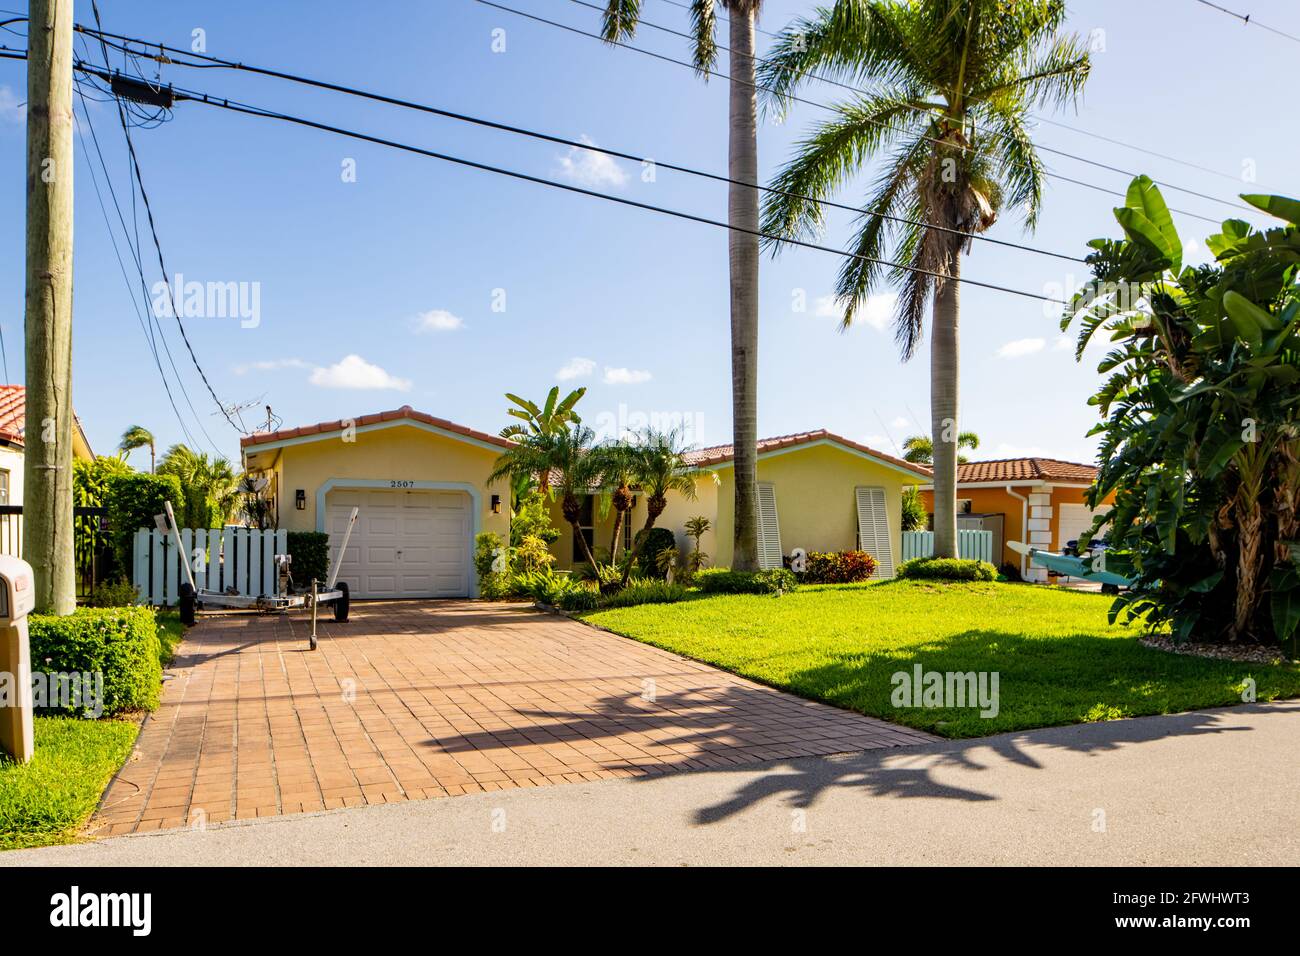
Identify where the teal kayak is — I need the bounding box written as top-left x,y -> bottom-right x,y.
1007,541 -> 1132,587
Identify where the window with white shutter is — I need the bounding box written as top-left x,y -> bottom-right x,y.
757,482 -> 783,569
855,486 -> 895,578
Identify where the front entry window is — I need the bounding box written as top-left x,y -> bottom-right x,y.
573,495 -> 595,560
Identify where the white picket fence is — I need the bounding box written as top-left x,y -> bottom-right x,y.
132,526 -> 287,607
901,529 -> 994,565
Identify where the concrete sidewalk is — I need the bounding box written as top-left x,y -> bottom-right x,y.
7,701 -> 1297,866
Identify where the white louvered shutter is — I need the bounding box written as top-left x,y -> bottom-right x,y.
855,486 -> 894,578
757,483 -> 783,569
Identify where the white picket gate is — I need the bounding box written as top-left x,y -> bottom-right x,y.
901,529 -> 994,564
132,526 -> 288,606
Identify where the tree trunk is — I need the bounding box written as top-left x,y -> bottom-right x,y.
608,509 -> 624,561
930,250 -> 961,560
621,495 -> 666,586
727,5 -> 761,572
23,0 -> 76,614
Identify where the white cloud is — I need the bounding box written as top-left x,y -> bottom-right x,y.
233,358 -> 309,375
556,356 -> 596,381
556,135 -> 628,188
309,354 -> 411,391
812,292 -> 894,331
603,366 -> 652,385
0,85 -> 23,123
996,337 -> 1046,359
890,416 -> 910,429
413,309 -> 464,332
1053,335 -> 1075,352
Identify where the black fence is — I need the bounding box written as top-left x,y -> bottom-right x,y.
0,505 -> 112,597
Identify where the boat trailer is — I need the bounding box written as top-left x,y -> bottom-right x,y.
159,501 -> 359,650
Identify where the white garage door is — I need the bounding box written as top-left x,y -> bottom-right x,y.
326,489 -> 471,598
1058,503 -> 1106,550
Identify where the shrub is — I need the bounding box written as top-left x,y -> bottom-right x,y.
901,485 -> 928,532
514,533 -> 555,573
803,550 -> 878,584
474,531 -> 511,599
104,472 -> 183,573
634,527 -> 677,579
510,491 -> 559,547
28,607 -> 163,716
511,569 -> 588,607
897,557 -> 997,582
598,580 -> 687,609
696,567 -> 799,595
557,587 -> 598,612
84,578 -> 140,608
286,531 -> 330,586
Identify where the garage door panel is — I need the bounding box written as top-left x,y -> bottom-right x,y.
326,488 -> 470,599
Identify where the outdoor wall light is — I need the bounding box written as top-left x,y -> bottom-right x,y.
491,494 -> 501,515
295,489 -> 306,510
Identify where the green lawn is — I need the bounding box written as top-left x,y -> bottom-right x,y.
0,716 -> 140,851
585,580 -> 1300,737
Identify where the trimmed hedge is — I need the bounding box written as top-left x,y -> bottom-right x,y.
286,531 -> 330,586
104,472 -> 183,573
696,567 -> 799,594
28,607 -> 162,716
897,557 -> 998,582
803,550 -> 878,584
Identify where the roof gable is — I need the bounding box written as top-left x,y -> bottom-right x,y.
685,430 -> 931,479
240,405 -> 513,453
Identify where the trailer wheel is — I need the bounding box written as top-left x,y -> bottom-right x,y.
179,583 -> 197,626
333,582 -> 350,622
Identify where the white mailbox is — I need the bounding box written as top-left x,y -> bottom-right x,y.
0,554 -> 35,764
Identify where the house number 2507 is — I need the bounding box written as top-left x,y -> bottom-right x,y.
390,480 -> 415,488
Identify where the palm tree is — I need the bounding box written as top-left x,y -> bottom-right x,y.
489,425 -> 605,569
118,424 -> 156,472
902,431 -> 980,465
757,0 -> 1088,557
600,0 -> 763,572
157,444 -> 242,527
594,441 -> 639,561
499,387 -> 586,495
621,429 -> 715,585
500,386 -> 586,440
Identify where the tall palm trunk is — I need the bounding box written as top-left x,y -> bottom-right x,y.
562,492 -> 598,569
621,493 -> 668,586
931,250 -> 961,559
728,3 -> 761,572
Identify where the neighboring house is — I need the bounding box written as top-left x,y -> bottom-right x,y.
240,406 -> 512,599
0,384 -> 95,507
918,458 -> 1114,582
548,429 -> 931,577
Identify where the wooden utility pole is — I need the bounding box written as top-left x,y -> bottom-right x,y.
23,0 -> 75,614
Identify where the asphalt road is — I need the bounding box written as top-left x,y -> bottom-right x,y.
6,702 -> 1296,866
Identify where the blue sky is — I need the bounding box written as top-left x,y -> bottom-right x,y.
0,0 -> 1295,467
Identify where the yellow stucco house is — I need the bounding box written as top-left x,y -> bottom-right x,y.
241,406 -> 512,599
242,407 -> 929,598
548,429 -> 931,578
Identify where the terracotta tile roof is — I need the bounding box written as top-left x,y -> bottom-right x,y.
239,405 -> 514,451
0,385 -> 24,445
955,457 -> 1098,483
0,384 -> 93,455
684,429 -> 931,478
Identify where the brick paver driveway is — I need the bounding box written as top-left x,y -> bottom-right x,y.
92,601 -> 933,835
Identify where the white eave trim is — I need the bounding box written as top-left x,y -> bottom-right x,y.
241,417 -> 507,456
704,438 -> 930,481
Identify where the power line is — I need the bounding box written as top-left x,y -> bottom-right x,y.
572,0 -> 1268,214
88,0 -> 242,437
75,24 -> 1085,264
653,0 -> 1270,185
73,74 -> 206,452
466,0 -> 1246,225
68,63 -> 1069,308
1192,0 -> 1300,44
